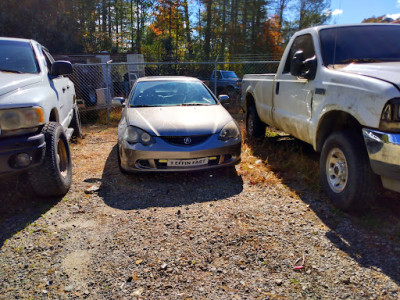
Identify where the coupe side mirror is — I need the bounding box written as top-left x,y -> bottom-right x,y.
112,97 -> 125,107
218,94 -> 230,104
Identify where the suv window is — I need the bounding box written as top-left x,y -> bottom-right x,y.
283,34 -> 315,73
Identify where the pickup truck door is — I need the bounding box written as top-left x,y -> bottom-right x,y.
42,48 -> 73,129
272,34 -> 316,144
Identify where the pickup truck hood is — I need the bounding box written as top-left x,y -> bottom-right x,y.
0,73 -> 42,97
125,105 -> 233,136
340,62 -> 400,90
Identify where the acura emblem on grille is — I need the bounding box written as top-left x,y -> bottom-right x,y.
183,137 -> 192,144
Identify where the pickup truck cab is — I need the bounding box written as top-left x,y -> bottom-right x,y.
0,37 -> 81,197
241,24 -> 400,211
209,70 -> 241,94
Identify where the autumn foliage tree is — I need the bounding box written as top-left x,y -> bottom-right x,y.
0,0 -> 330,60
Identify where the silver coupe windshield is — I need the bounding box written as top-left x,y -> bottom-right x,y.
130,80 -> 217,107
319,25 -> 400,66
0,40 -> 39,74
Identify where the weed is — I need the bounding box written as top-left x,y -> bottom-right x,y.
290,278 -> 300,284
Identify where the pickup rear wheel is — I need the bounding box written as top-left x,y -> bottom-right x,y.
246,106 -> 266,138
71,105 -> 82,138
29,122 -> 72,197
320,131 -> 376,212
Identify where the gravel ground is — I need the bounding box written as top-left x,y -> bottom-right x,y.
1,124 -> 400,299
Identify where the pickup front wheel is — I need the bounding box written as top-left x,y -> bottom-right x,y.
29,122 -> 72,197
320,131 -> 376,212
246,106 -> 266,138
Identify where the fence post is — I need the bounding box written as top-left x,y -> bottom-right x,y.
214,55 -> 219,95
106,60 -> 112,126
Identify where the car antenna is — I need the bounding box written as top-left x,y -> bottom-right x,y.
332,0 -> 342,68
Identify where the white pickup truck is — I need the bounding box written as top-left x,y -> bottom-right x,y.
241,24 -> 400,211
0,37 -> 81,197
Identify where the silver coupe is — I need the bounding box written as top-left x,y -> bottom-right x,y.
115,76 -> 241,172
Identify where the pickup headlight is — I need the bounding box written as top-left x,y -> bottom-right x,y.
219,120 -> 240,141
124,126 -> 155,145
0,107 -> 45,134
380,98 -> 400,132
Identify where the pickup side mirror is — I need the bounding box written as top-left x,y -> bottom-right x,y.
290,51 -> 317,80
290,51 -> 305,77
51,61 -> 73,76
218,94 -> 230,104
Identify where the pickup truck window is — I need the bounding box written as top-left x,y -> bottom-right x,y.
0,40 -> 39,74
283,34 -> 315,73
42,48 -> 55,73
320,25 -> 400,66
221,71 -> 238,79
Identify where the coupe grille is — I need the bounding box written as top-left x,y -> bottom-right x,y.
161,134 -> 211,146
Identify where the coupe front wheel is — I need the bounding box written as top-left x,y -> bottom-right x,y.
320,131 -> 376,212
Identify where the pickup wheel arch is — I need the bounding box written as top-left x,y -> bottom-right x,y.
316,111 -> 362,153
49,108 -> 59,123
245,92 -> 256,113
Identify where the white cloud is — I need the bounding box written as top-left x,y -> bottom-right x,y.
331,9 -> 344,16
397,0 -> 400,8
386,13 -> 400,20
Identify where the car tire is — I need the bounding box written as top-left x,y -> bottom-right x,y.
71,105 -> 82,138
320,131 -> 376,212
246,105 -> 265,138
29,122 -> 72,197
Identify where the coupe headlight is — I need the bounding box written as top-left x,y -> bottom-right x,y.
0,107 -> 45,131
124,126 -> 155,145
219,120 -> 240,141
380,98 -> 400,132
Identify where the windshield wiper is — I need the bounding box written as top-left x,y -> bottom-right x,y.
179,103 -> 211,106
0,68 -> 23,74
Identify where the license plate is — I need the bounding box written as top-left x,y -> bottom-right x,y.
167,157 -> 209,167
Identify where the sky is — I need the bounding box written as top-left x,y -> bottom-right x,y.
329,0 -> 400,24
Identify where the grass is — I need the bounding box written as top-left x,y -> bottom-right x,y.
237,119 -> 320,195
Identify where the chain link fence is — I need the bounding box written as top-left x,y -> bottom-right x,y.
68,61 -> 280,125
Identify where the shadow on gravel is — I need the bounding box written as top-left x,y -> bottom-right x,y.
98,145 -> 244,210
0,174 -> 62,248
247,134 -> 400,286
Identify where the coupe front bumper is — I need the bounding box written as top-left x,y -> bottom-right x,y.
119,134 -> 241,172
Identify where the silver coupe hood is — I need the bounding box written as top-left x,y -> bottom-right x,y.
340,62 -> 400,89
125,105 -> 234,136
0,73 -> 42,97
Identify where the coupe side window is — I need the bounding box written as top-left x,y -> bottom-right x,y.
283,34 -> 315,73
